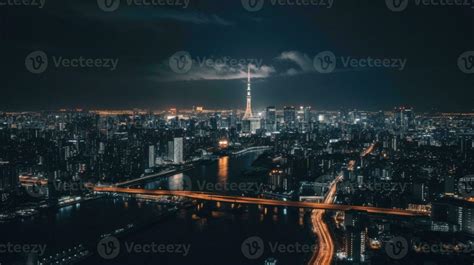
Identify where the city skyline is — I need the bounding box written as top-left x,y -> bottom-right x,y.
1,1 -> 474,265
1,106 -> 473,265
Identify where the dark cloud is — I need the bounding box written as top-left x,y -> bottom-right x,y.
1,0 -> 473,111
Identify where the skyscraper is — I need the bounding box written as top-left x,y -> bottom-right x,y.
394,106 -> 414,130
148,145 -> 155,168
168,140 -> 174,161
284,106 -> 296,128
266,106 -> 277,132
304,106 -> 312,123
0,161 -> 16,191
173,137 -> 184,164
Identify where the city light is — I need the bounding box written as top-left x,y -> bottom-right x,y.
2,2 -> 474,265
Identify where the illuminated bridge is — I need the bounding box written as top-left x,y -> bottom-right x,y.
93,187 -> 428,217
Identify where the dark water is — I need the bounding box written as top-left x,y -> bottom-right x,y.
0,152 -> 317,265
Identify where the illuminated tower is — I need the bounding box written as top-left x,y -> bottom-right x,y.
243,65 -> 253,120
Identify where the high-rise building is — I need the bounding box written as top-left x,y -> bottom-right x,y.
168,140 -> 174,161
148,145 -> 155,168
345,229 -> 364,262
432,197 -> 474,235
343,212 -> 366,262
0,161 -> 16,191
394,106 -> 414,130
459,133 -> 474,153
411,183 -> 428,203
209,115 -> 218,130
391,136 -> 398,151
242,119 -> 251,134
173,137 -> 184,164
283,106 -> 296,128
304,106 -> 312,123
266,106 -> 276,132
228,111 -> 237,128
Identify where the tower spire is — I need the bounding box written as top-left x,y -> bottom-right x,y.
243,65 -> 253,119
248,65 -> 250,83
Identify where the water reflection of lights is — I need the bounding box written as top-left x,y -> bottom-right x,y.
168,173 -> 186,191
217,156 -> 229,184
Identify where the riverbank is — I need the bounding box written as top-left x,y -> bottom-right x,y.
1,151 -> 315,265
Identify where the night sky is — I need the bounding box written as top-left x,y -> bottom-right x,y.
1,0 -> 473,111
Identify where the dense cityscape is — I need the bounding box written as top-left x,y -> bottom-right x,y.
1,73 -> 474,264
3,1 -> 474,265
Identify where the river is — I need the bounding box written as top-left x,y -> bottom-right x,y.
0,152 -> 318,265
